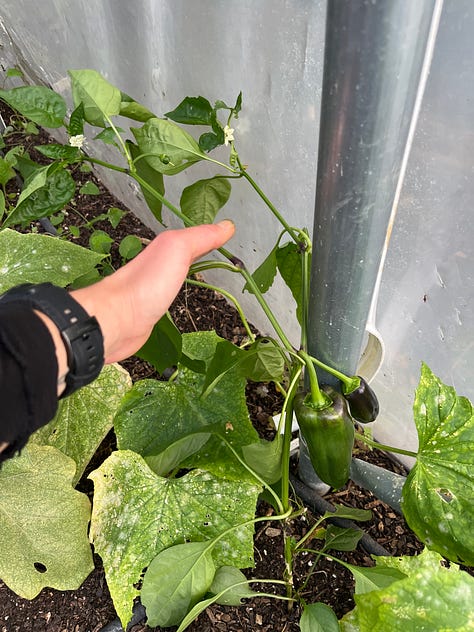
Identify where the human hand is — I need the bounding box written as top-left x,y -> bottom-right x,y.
71,220 -> 235,364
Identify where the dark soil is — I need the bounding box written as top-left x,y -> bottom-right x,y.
0,101 -> 425,632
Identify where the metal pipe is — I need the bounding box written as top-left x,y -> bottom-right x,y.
307,0 -> 440,381
300,0 -> 442,487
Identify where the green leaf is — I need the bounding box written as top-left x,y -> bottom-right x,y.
24,121 -> 39,135
165,96 -> 213,125
328,505 -> 373,522
69,69 -> 122,127
80,180 -> 101,195
244,245 -> 279,294
324,525 -> 364,552
4,166 -> 75,227
0,445 -> 93,599
276,242 -> 303,325
0,156 -> 15,186
15,163 -> 55,206
348,563 -> 407,595
31,364 -> 131,484
131,117 -> 205,175
199,131 -> 223,152
93,127 -> 122,145
0,190 -> 5,219
115,331 -> 259,481
107,206 -> 125,228
340,549 -> 474,631
0,229 -> 104,292
119,92 -> 155,122
180,176 -> 231,224
89,450 -> 259,628
201,338 -> 284,398
136,312 -> 183,374
242,434 -> 283,485
35,143 -> 81,162
68,102 -> 85,136
300,603 -> 339,632
142,540 -> 216,627
89,229 -> 114,254
145,432 -> 211,476
401,363 -> 474,565
127,140 -> 164,223
0,85 -> 66,128
239,337 -> 285,382
210,566 -> 255,605
118,234 -> 142,260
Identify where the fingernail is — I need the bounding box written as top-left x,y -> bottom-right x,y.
217,219 -> 235,228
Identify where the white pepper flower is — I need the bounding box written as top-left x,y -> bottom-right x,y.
69,134 -> 86,148
224,125 -> 235,146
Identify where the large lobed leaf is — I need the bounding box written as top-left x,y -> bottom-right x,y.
0,229 -> 104,292
89,450 -> 260,628
340,549 -> 474,631
0,445 -> 93,599
402,363 -> 474,565
114,331 -> 259,481
31,364 -> 131,485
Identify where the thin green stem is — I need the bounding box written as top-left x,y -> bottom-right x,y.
185,278 -> 255,342
105,114 -> 132,164
355,432 -> 418,459
84,156 -> 129,174
308,353 -> 358,392
293,515 -> 327,551
237,158 -> 299,243
218,434 -> 285,514
279,367 -> 303,512
189,260 -> 241,275
300,231 -> 312,352
239,266 -> 295,352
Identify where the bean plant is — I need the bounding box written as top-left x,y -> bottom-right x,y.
0,69 -> 473,631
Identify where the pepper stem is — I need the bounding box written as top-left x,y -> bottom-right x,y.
299,350 -> 329,409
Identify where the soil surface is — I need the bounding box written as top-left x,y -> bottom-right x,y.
0,101 -> 425,632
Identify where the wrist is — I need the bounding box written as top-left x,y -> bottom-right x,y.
33,310 -> 69,396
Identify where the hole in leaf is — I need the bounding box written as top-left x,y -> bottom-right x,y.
437,488 -> 454,503
34,562 -> 47,573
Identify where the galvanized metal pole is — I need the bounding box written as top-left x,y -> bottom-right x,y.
301,0 -> 442,488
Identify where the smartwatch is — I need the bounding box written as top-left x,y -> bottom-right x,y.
0,283 -> 104,397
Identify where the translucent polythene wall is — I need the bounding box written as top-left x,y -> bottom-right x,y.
0,1 -> 472,459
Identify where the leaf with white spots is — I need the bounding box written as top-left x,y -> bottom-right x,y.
340,549 -> 474,631
114,331 -> 259,481
89,450 -> 259,629
402,363 -> 474,565
31,364 -> 131,484
0,229 -> 104,292
0,445 -> 93,599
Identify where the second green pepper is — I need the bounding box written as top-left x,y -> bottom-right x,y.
294,385 -> 355,489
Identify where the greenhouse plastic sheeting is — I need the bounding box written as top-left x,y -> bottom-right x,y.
0,0 -> 472,457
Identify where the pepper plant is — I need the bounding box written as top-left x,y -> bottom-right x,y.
0,69 -> 473,631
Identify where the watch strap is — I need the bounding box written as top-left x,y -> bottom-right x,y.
0,283 -> 104,397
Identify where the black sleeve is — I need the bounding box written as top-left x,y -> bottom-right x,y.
0,303 -> 58,463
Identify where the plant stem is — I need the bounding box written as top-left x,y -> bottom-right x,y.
355,431 -> 418,458
239,265 -> 295,353
185,277 -> 255,342
300,230 -> 312,352
218,434 -> 285,514
84,156 -> 129,174
308,353 -> 358,392
237,158 -> 299,243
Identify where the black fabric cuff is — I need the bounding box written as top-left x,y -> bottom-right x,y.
0,303 -> 58,462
